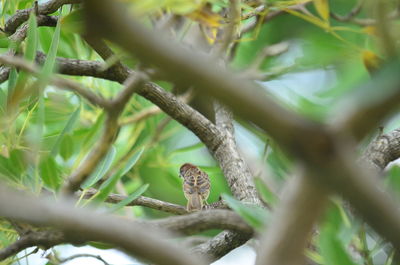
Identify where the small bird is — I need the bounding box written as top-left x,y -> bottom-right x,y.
179,163 -> 211,212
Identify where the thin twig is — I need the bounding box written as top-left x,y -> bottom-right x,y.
4,0 -> 81,34
61,115 -> 119,195
56,253 -> 110,265
0,54 -> 110,108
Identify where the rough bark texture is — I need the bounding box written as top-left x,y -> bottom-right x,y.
214,102 -> 262,204
361,129 -> 400,171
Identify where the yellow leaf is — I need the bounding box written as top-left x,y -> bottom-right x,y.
363,26 -> 378,36
200,24 -> 218,44
284,8 -> 329,30
362,50 -> 383,75
166,0 -> 204,15
313,0 -> 330,22
187,6 -> 223,27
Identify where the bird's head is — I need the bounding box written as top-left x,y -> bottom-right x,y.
179,163 -> 196,178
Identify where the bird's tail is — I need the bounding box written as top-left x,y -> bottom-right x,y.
187,193 -> 203,212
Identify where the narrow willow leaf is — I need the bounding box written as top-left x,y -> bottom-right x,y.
319,225 -> 358,265
51,106 -> 80,156
39,156 -> 61,190
172,142 -> 204,154
91,148 -> 144,203
88,241 -> 114,250
222,194 -> 269,231
1,0 -> 10,18
0,89 -> 6,114
8,149 -> 26,176
59,134 -> 75,161
24,13 -> 38,61
313,0 -> 330,22
81,146 -> 117,189
108,184 -> 149,213
0,156 -> 17,181
92,169 -> 123,203
6,68 -> 17,104
254,177 -> 278,205
41,15 -> 61,80
120,147 -> 145,176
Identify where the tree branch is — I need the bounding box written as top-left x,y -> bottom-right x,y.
256,171 -> 328,265
144,209 -> 253,236
4,0 -> 81,35
55,253 -> 111,265
361,128 -> 400,172
0,230 -> 67,261
78,189 -> 188,215
0,185 -> 206,265
0,187 -> 250,262
0,54 -> 110,108
335,63 -> 400,141
61,115 -> 119,194
9,15 -> 58,43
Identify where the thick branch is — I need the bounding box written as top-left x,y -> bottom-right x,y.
4,0 -> 81,35
0,185 -> 206,265
335,62 -> 400,141
0,188 -> 249,262
191,230 -> 252,260
83,0 -> 322,160
145,209 -> 253,236
0,230 -> 66,260
62,115 -> 118,194
9,15 -> 58,43
256,172 -> 327,265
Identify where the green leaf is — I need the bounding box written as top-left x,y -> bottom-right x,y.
7,67 -> 17,104
254,177 -> 278,205
0,89 -> 6,114
24,13 -> 38,61
82,113 -> 105,150
88,241 -> 114,250
108,184 -> 149,213
8,149 -> 26,176
385,165 -> 400,199
0,155 -> 18,181
120,147 -> 145,176
81,146 -> 117,189
1,0 -> 10,18
90,148 -> 144,203
318,203 -> 358,265
92,169 -> 123,203
39,156 -> 61,190
319,225 -> 358,265
40,16 -> 61,80
171,142 -> 204,154
51,105 -> 80,156
222,194 -> 269,231
59,134 -> 75,161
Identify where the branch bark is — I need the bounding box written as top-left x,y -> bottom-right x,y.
0,185 -> 206,265
255,171 -> 327,265
0,230 -> 66,260
4,0 -> 81,35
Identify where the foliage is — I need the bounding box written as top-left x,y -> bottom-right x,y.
0,0 -> 399,264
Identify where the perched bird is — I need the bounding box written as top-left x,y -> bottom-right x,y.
179,163 -> 211,212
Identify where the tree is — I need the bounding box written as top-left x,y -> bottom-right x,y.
0,0 -> 400,264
